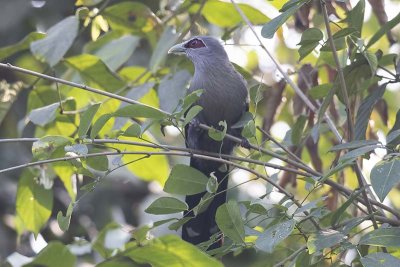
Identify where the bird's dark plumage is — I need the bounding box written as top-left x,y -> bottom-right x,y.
168,36 -> 248,249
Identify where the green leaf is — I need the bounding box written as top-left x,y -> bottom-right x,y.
180,90 -> 204,114
261,0 -> 307,38
90,113 -> 113,139
309,83 -> 332,99
168,217 -> 193,231
150,26 -> 180,73
78,103 -> 101,138
145,197 -> 188,215
16,170 -> 53,235
28,102 -> 60,126
345,0 -> 365,37
297,28 -> 323,61
330,140 -> 380,151
371,159 -> 400,202
332,27 -> 358,39
339,144 -> 380,162
291,115 -> 307,145
114,104 -> 166,119
126,235 -> 223,267
158,70 -> 191,113
184,106 -> 203,127
94,35 -> 140,71
363,51 -> 378,75
255,219 -> 295,253
215,200 -> 245,244
122,123 -> 141,137
85,149 -> 109,172
65,54 -> 125,92
307,230 -> 346,254
27,242 -> 76,267
367,12 -> 400,48
57,202 -> 75,232
360,252 -> 400,267
114,134 -> 169,185
30,16 -> 79,66
206,173 -> 218,194
191,0 -> 269,28
32,135 -> 72,160
164,164 -> 208,195
331,188 -> 365,226
241,120 -> 256,139
103,2 -> 160,35
0,32 -> 45,61
232,112 -> 253,129
354,84 -> 386,140
208,121 -> 227,141
317,85 -> 336,125
359,227 -> 400,247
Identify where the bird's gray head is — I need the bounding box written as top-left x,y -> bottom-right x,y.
168,36 -> 229,65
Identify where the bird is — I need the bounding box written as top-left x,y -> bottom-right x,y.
168,36 -> 249,249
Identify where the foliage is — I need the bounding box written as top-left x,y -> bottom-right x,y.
0,0 -> 400,266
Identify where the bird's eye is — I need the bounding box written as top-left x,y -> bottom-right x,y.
184,38 -> 206,49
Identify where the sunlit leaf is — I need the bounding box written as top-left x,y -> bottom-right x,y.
126,235 -> 223,267
190,0 -> 269,28
65,54 -> 125,92
57,202 -> 75,232
16,170 -> 53,235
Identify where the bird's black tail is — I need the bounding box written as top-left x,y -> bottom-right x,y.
182,158 -> 229,250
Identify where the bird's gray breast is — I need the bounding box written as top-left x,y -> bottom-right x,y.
189,67 -> 247,127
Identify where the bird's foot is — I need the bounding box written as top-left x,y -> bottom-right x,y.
189,118 -> 202,132
240,138 -> 251,150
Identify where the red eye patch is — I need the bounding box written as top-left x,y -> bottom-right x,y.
184,38 -> 206,49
